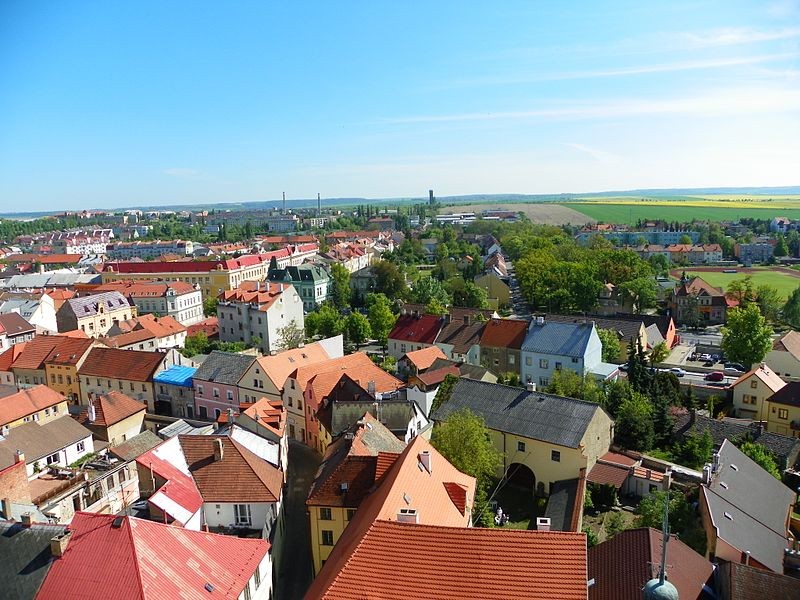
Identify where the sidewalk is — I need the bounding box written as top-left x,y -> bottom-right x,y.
665,343 -> 693,366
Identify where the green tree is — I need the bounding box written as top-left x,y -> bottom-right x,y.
649,341 -> 670,365
275,319 -> 305,351
430,374 -> 459,414
597,329 -> 622,363
425,298 -> 448,316
545,369 -> 603,404
615,392 -> 654,451
618,277 -> 658,313
181,332 -> 211,358
345,312 -> 372,346
372,260 -> 406,299
583,526 -> 599,548
431,408 -> 502,519
316,304 -> 345,338
330,263 -> 352,310
366,293 -> 397,347
755,284 -> 781,322
412,276 -> 451,306
726,276 -> 757,305
636,490 -> 693,537
674,429 -> 713,469
738,441 -> 782,479
626,339 -> 652,395
721,303 -> 774,368
203,296 -> 219,317
775,235 -> 789,257
784,285 -> 800,328
679,234 -> 693,245
446,278 -> 489,309
605,512 -> 630,539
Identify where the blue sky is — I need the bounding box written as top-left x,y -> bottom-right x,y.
1,1 -> 799,211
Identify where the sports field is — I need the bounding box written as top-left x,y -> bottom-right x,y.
674,267 -> 800,301
565,201 -> 800,224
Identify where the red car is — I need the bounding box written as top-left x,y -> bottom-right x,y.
704,371 -> 724,382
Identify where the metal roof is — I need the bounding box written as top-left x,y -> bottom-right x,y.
153,365 -> 197,387
192,350 -> 255,386
521,321 -> 594,358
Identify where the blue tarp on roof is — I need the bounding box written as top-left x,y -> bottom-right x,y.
153,365 -> 196,387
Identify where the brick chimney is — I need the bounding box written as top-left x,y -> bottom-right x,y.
14,450 -> 24,464
419,450 -> 432,474
213,439 -> 224,461
50,531 -> 73,557
1,497 -> 11,518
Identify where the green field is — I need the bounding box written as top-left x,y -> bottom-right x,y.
565,203 -> 800,224
681,268 -> 800,301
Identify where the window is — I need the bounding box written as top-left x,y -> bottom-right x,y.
254,565 -> 261,589
750,380 -> 758,389
50,374 -> 56,384
106,474 -> 115,490
555,362 -> 562,371
572,357 -> 579,363
539,377 -> 549,387
508,355 -> 515,365
298,399 -> 303,411
551,450 -> 561,462
525,356 -> 532,366
234,504 -> 252,527
346,509 -> 357,521
320,507 -> 332,520
517,441 -> 526,452
742,395 -> 757,405
214,408 -> 221,419
227,390 -> 233,401
197,385 -> 204,396
213,388 -> 220,398
539,359 -> 548,369
77,441 -> 85,452
243,582 -> 251,600
321,530 -> 334,546
46,452 -> 60,465
779,408 -> 789,420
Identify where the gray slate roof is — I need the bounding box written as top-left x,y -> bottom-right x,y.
63,290 -> 130,317
108,430 -> 163,461
0,416 -> 93,469
268,264 -> 330,283
0,521 -> 67,600
521,321 -> 593,358
433,378 -> 604,448
703,439 -> 795,573
544,313 -> 642,343
192,350 -> 255,385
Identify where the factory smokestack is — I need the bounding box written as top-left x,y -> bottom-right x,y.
282,192 -> 286,212
429,189 -> 434,205
317,193 -> 321,216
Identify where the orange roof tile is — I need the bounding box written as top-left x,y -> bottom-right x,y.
587,462 -> 630,489
10,336 -> 64,371
179,436 -> 283,503
113,313 -> 187,338
294,353 -> 403,404
479,317 -> 529,349
0,342 -> 27,372
401,345 -> 447,371
42,337 -> 95,366
733,363 -> 786,394
78,347 -> 165,381
255,341 -> 332,391
307,521 -> 588,600
0,385 -> 65,426
242,397 -> 287,438
77,391 -> 145,427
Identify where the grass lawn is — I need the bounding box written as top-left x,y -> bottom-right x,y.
565,202 -> 800,225
682,268 -> 800,301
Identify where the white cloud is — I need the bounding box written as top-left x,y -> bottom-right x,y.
678,27 -> 800,48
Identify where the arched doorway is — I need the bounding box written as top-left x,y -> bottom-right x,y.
505,462 -> 536,492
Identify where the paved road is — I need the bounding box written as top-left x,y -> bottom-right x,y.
275,441 -> 322,600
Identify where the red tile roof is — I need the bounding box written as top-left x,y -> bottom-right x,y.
10,336 -> 65,371
0,384 -> 65,425
78,347 -> 165,380
113,313 -> 187,338
401,345 -> 447,371
242,397 -> 287,438
387,313 -> 442,345
186,316 -> 219,339
588,527 -> 714,600
587,462 -> 630,489
415,364 -> 460,387
179,436 -> 283,503
307,521 -> 588,600
36,512 -> 269,600
0,342 -> 27,372
42,337 -> 95,366
598,451 -> 638,467
480,317 -> 529,349
292,353 -> 403,405
77,391 -> 145,427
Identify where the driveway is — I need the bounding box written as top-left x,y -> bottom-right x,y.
275,441 -> 322,600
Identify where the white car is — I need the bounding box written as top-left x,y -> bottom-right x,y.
669,367 -> 686,377
699,354 -> 712,362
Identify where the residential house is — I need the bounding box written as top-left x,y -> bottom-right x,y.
11,335 -> 80,390
217,280 -> 304,353
434,378 -> 614,497
305,435 -> 589,600
0,385 -> 69,430
0,294 -> 57,333
478,317 -> 528,377
588,527 -> 714,600
730,364 -> 786,421
473,272 -> 510,309
105,313 -> 187,350
236,336 -> 342,405
771,216 -> 792,233
88,280 -> 204,326
283,352 -> 404,450
0,312 -> 36,349
349,266 -> 378,303
55,291 -> 135,337
77,347 -> 172,410
43,337 -> 98,404
434,313 -> 485,364
35,512 -> 273,600
106,239 -> 194,259
386,312 -> 442,359
699,439 -> 796,573
764,382 -> 800,438
0,520 -> 68,600
586,451 -> 670,500
236,397 -> 289,475
267,264 -> 331,312
192,350 -> 256,421
520,317 -> 613,388
736,242 -> 776,265
670,276 -> 730,326
544,313 -> 647,363
306,413 -> 405,574
406,359 -> 496,417
0,342 -> 26,387
152,364 -> 197,418
75,391 -> 146,446
397,345 -> 447,379
766,330 -> 800,379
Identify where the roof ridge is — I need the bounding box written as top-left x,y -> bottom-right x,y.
229,438 -> 282,499
121,516 -> 148,600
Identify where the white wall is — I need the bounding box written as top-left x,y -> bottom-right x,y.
766,350 -> 800,380
26,434 -> 94,478
241,551 -> 273,600
203,501 -> 274,530
406,386 -> 437,418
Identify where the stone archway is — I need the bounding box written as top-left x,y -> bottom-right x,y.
505,462 -> 536,492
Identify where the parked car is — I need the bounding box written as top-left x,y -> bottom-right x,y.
669,367 -> 686,377
130,500 -> 149,512
704,371 -> 725,382
724,367 -> 745,376
703,360 -> 715,367
725,362 -> 746,372
689,353 -> 698,361
699,353 -> 712,362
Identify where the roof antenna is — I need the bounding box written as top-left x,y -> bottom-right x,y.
642,493 -> 679,599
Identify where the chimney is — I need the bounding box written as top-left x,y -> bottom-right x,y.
662,468 -> 672,491
443,313 -> 451,325
464,314 -> 471,326
50,531 -> 73,557
14,450 -> 24,464
526,382 -> 536,393
429,189 -> 434,205
712,452 -> 720,474
88,403 -> 97,423
702,464 -> 712,485
282,191 -> 286,212
419,450 -> 432,473
21,512 -> 33,527
227,408 -> 235,424
397,508 -> 419,524
536,517 -> 551,532
367,380 -> 376,396
1,497 -> 11,518
213,439 -> 224,461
